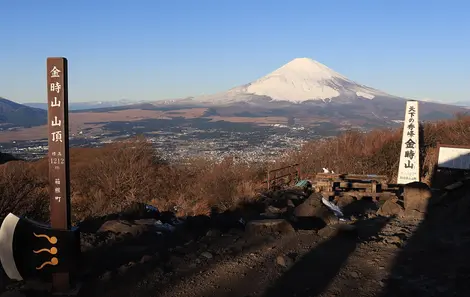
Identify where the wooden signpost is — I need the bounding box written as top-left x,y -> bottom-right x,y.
0,58 -> 79,293
46,57 -> 72,292
397,100 -> 420,184
432,144 -> 470,188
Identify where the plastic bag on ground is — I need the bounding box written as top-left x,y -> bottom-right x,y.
321,196 -> 344,218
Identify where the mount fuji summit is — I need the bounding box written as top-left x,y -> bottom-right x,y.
192,58 -> 402,104
175,57 -> 465,126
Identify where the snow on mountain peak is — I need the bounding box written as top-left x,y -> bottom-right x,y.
272,57 -> 347,81
195,57 -> 394,104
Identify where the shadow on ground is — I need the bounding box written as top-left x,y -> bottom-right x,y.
377,179 -> 470,297
75,197 -> 298,297
261,216 -> 390,297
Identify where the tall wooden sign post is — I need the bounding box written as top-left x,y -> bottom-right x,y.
47,57 -> 72,292
397,100 -> 420,184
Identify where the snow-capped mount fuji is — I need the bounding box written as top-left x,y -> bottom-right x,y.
193,57 -> 401,104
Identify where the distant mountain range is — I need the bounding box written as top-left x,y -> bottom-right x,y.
452,101 -> 470,107
147,58 -> 468,125
191,58 -> 399,104
0,97 -> 46,127
1,57 -> 468,130
24,99 -> 148,111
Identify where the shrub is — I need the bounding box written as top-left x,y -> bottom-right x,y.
0,161 -> 48,221
290,115 -> 470,183
1,115 -> 469,223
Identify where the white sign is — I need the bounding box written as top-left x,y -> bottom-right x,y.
438,146 -> 470,170
397,101 -> 420,184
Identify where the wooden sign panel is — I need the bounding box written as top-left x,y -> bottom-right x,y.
437,144 -> 470,170
46,57 -> 72,291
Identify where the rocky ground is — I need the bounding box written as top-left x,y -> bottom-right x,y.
2,180 -> 470,297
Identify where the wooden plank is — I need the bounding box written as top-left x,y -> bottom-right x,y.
322,191 -> 397,198
337,182 -> 376,189
344,174 -> 388,180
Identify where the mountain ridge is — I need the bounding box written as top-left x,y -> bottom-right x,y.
0,97 -> 47,127
192,57 -> 403,104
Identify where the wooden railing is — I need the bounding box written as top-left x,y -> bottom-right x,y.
265,163 -> 301,190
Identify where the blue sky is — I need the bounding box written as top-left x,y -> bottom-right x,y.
1,0 -> 469,103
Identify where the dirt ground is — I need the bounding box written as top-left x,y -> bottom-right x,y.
3,183 -> 470,297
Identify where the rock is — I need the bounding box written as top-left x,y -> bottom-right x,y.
377,199 -> 404,217
0,292 -> 26,297
336,196 -> 356,208
293,194 -> 339,226
97,220 -> 149,236
275,255 -> 294,268
287,199 -> 295,208
282,189 -> 306,201
318,224 -> 357,238
134,218 -> 159,226
206,229 -> 221,237
293,193 -> 323,217
99,271 -> 113,281
260,212 -> 279,219
246,219 -> 295,235
348,271 -> 360,278
117,262 -> 136,275
140,255 -> 154,264
201,252 -> 213,259
403,182 -> 432,219
266,205 -> 286,214
384,236 -> 403,246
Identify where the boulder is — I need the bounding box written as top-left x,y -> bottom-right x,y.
275,255 -> 294,268
97,220 -> 150,236
265,205 -> 286,214
377,199 -> 404,217
246,219 -> 295,234
403,182 -> 432,219
293,193 -> 339,226
335,196 -> 356,209
293,193 -> 323,217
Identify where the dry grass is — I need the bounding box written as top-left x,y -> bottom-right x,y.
0,115 -> 469,223
288,114 -> 470,183
0,161 -> 49,221
20,137 -> 266,223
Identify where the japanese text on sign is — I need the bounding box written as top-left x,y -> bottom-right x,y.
397,101 -> 420,184
46,57 -> 72,290
49,70 -> 63,143
47,57 -> 69,215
